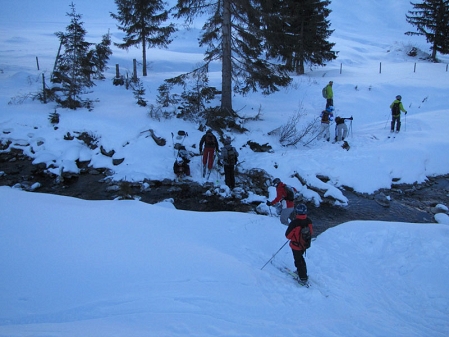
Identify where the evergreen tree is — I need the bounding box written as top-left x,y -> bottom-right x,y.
111,0 -> 176,76
132,79 -> 148,106
88,31 -> 113,80
173,0 -> 292,116
262,0 -> 337,75
53,3 -> 94,109
406,0 -> 449,62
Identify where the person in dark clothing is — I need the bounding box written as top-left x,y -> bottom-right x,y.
390,95 -> 407,133
285,203 -> 313,286
199,129 -> 219,177
334,116 -> 353,142
173,156 -> 190,180
219,137 -> 239,189
318,106 -> 334,142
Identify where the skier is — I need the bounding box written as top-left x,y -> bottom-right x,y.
266,178 -> 295,226
324,81 -> 334,108
318,106 -> 334,142
390,95 -> 407,133
219,137 -> 239,189
199,129 -> 219,178
285,203 -> 313,286
173,156 -> 190,180
334,116 -> 353,142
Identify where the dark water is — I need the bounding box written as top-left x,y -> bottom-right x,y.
1,152 -> 447,236
308,190 -> 434,235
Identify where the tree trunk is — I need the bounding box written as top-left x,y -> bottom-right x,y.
142,35 -> 147,76
432,40 -> 438,62
221,0 -> 232,114
297,15 -> 305,75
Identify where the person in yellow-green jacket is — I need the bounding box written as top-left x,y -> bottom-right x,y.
325,81 -> 333,108
390,95 -> 407,133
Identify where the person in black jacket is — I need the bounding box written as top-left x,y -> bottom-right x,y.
219,137 -> 239,189
285,203 -> 313,286
334,116 -> 353,142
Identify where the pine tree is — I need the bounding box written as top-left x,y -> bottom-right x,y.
110,0 -> 176,76
262,0 -> 337,75
88,31 -> 113,80
53,3 -> 94,109
132,79 -> 148,106
173,0 -> 292,116
406,0 -> 449,62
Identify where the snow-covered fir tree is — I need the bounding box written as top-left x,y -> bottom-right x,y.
406,0 -> 449,62
110,0 -> 176,77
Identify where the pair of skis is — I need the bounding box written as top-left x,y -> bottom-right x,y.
270,262 -> 310,288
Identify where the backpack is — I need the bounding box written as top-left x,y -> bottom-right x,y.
300,224 -> 312,249
321,111 -> 330,123
392,102 -> 400,115
284,185 -> 296,201
225,146 -> 237,165
205,133 -> 215,146
322,86 -> 327,99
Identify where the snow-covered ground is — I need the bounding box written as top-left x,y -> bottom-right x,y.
0,0 -> 448,336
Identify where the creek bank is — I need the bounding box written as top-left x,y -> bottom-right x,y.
1,150 -> 448,236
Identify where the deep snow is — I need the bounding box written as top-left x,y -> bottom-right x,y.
0,0 -> 449,336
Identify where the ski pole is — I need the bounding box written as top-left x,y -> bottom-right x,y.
260,240 -> 289,270
303,129 -> 323,146
171,132 -> 176,158
384,114 -> 390,129
350,119 -> 353,138
404,113 -> 407,132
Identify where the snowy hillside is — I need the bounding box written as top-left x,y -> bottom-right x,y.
0,0 -> 449,336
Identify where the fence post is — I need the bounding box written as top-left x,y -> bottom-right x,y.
133,59 -> 137,82
379,62 -> 382,74
36,56 -> 40,71
42,73 -> 46,103
414,63 -> 416,73
340,63 -> 342,74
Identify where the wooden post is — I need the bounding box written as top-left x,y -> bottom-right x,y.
36,56 -> 40,70
115,64 -> 120,78
379,62 -> 382,74
446,64 -> 448,72
42,73 -> 47,103
340,63 -> 342,74
51,41 -> 63,81
414,63 -> 416,73
133,59 -> 137,82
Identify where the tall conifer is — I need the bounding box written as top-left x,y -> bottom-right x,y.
262,0 -> 337,75
173,0 -> 291,115
111,0 -> 175,76
406,0 -> 449,61
53,3 -> 94,109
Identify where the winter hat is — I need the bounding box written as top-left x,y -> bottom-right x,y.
295,203 -> 308,215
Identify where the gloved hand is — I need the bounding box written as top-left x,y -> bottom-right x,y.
405,111 -> 408,115
218,160 -> 223,166
266,201 -> 272,206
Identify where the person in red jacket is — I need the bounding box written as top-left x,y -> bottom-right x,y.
266,178 -> 295,226
285,203 -> 313,286
199,129 -> 219,177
